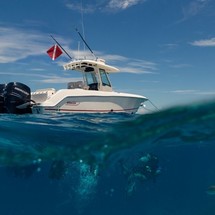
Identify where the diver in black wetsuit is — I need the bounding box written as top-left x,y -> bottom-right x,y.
120,153 -> 161,195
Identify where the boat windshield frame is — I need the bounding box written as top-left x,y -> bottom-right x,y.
83,68 -> 99,90
85,71 -> 98,85
99,68 -> 111,87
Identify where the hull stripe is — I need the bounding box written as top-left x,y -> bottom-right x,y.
44,107 -> 139,112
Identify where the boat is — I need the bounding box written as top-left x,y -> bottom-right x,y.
0,31 -> 149,115
31,58 -> 148,114
0,58 -> 147,114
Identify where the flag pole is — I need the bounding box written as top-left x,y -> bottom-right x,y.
50,35 -> 73,60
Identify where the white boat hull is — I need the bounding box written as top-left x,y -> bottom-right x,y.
31,89 -> 147,114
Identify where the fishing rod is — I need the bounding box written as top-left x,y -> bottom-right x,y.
50,35 -> 73,60
75,28 -> 96,59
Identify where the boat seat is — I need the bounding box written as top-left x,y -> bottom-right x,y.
67,81 -> 84,89
88,83 -> 98,90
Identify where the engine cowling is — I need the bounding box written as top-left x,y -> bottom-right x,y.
0,82 -> 32,114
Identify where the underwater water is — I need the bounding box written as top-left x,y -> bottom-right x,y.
0,100 -> 215,215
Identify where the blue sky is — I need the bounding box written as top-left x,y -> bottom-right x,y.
0,0 -> 215,109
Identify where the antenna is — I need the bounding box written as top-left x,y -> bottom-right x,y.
75,28 -> 96,59
76,0 -> 96,59
78,41 -> 80,60
50,35 -> 73,60
80,0 -> 86,52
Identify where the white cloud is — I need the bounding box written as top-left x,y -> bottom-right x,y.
98,54 -> 128,62
107,0 -> 146,10
171,90 -> 198,94
38,77 -> 81,84
98,55 -> 157,74
184,0 -> 209,16
179,0 -> 211,22
65,0 -> 147,13
65,2 -> 96,14
0,71 -> 53,79
190,37 -> 215,47
117,61 -> 157,74
161,43 -> 179,50
128,59 -> 157,71
0,27 -> 49,63
30,68 -> 46,72
0,26 -> 73,63
0,71 -> 80,84
118,66 -> 155,74
170,89 -> 215,95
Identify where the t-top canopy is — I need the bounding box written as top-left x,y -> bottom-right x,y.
63,59 -> 119,73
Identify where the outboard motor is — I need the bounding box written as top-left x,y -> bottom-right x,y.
4,82 -> 32,114
0,84 -> 6,113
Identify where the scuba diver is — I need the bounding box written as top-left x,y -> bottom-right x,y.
120,153 -> 161,195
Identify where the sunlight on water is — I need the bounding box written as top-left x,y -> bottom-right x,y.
76,162 -> 98,200
55,161 -> 99,214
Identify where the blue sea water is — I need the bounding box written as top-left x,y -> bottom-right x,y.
0,100 -> 215,215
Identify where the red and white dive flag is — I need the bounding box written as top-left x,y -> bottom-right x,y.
47,44 -> 63,60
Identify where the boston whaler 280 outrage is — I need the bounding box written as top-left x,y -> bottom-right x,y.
31,58 -> 147,114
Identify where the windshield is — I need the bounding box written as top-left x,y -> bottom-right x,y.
85,71 -> 98,85
99,69 -> 111,87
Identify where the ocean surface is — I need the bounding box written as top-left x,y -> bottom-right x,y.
0,100 -> 215,215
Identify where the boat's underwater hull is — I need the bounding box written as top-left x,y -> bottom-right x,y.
32,94 -> 147,114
